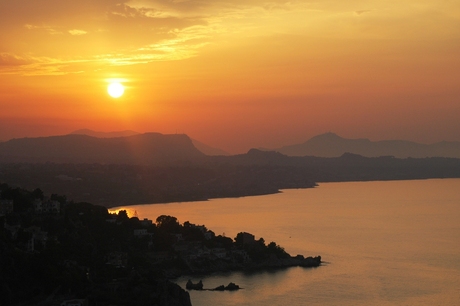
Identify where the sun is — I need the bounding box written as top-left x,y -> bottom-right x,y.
107,82 -> 125,98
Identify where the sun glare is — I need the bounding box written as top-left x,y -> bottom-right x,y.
107,82 -> 125,98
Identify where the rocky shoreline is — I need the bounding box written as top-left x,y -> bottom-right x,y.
179,254 -> 322,276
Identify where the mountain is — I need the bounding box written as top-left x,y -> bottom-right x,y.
70,129 -> 140,138
0,133 -> 205,164
191,139 -> 230,156
275,133 -> 460,158
70,129 -> 229,156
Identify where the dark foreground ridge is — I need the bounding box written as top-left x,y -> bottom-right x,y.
0,184 -> 321,305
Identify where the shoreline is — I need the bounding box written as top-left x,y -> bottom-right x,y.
109,177 -> 459,210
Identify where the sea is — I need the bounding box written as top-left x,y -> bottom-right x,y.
112,179 -> 460,305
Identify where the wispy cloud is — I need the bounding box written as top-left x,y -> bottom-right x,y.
0,53 -> 33,67
69,29 -> 88,35
1,0 -> 459,75
355,10 -> 372,16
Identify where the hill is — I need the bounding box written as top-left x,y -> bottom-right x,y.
70,129 -> 229,156
275,133 -> 460,158
0,133 -> 205,164
191,138 -> 230,156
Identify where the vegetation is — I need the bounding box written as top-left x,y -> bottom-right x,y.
2,150 -> 460,208
0,184 -> 316,305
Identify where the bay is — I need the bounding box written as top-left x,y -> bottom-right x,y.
112,179 -> 460,305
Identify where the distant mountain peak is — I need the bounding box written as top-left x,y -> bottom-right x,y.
275,133 -> 460,158
309,132 -> 343,142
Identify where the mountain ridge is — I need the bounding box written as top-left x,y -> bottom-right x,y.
69,129 -> 229,156
275,132 -> 460,158
0,133 -> 205,164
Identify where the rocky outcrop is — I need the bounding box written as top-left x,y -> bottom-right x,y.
183,254 -> 321,275
244,255 -> 321,270
186,279 -> 203,290
212,282 -> 240,291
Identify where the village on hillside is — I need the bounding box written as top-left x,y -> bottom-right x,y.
0,184 -> 320,305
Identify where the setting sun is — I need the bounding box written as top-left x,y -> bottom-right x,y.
107,82 -> 125,98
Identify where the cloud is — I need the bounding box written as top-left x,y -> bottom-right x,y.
69,29 -> 88,35
354,10 -> 372,16
24,24 -> 63,35
0,53 -> 32,66
1,0 -> 459,76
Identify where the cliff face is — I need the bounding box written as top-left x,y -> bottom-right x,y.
157,280 -> 192,306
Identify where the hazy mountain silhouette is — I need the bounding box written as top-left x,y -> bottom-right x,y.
275,133 -> 460,158
70,129 -> 229,156
0,133 -> 205,164
190,139 -> 230,156
70,129 -> 140,138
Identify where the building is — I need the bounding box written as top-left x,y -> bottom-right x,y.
0,199 -> 13,215
240,232 -> 255,245
140,218 -> 153,227
133,228 -> 148,237
106,251 -> 128,267
34,199 -> 60,214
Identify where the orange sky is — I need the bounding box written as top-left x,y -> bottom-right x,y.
1,0 -> 459,153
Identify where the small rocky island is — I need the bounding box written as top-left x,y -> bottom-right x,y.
186,280 -> 241,291
0,184 -> 321,305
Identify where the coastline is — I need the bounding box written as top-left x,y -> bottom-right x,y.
109,177 -> 456,210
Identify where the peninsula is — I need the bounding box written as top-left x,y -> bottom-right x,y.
0,184 -> 320,305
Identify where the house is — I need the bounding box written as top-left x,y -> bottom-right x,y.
140,218 -> 153,227
232,249 -> 250,263
34,199 -> 60,214
0,199 -> 13,215
24,226 -> 49,250
133,228 -> 148,237
105,215 -> 117,223
194,225 -> 206,233
106,251 -> 128,267
240,232 -> 255,245
204,230 -> 215,240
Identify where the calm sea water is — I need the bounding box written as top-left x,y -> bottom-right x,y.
112,179 -> 460,305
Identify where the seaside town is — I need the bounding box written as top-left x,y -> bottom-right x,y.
0,184 -> 321,305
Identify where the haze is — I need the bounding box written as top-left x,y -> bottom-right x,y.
1,0 -> 459,153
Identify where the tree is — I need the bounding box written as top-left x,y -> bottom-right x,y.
117,210 -> 129,222
50,193 -> 66,205
32,188 -> 44,200
156,215 -> 180,232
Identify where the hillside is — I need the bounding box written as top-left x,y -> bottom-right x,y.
191,138 -> 230,156
70,129 -> 229,156
275,133 -> 460,158
0,133 -> 205,164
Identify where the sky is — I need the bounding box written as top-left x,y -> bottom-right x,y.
1,0 -> 459,153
